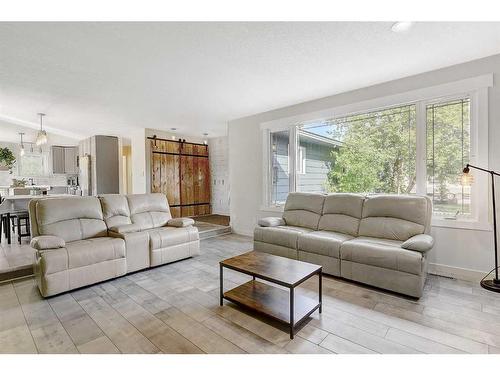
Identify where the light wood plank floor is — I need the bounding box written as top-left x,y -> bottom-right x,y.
1,233 -> 499,354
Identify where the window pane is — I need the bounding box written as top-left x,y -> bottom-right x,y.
270,130 -> 290,205
426,99 -> 471,218
19,152 -> 46,176
296,129 -> 339,194
300,104 -> 417,194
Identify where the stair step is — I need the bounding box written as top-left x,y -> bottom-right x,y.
199,226 -> 232,239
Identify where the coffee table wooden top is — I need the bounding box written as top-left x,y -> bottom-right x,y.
220,251 -> 321,287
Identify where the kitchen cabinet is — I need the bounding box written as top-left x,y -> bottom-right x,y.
52,146 -> 78,174
64,147 -> 78,174
52,146 -> 65,174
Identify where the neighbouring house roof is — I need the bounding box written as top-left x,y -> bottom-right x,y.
298,129 -> 344,147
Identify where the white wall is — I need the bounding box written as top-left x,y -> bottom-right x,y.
228,53 -> 500,281
209,136 -> 230,215
0,119 -> 80,146
130,128 -> 147,194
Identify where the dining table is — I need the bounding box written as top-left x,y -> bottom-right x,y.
0,194 -> 75,244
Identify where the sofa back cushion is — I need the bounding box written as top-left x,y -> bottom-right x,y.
127,193 -> 172,230
358,195 -> 432,241
282,193 -> 325,230
99,194 -> 132,228
319,193 -> 365,236
30,196 -> 107,242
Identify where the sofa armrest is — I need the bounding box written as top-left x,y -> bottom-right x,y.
401,234 -> 434,253
109,223 -> 142,234
258,217 -> 285,227
167,217 -> 195,228
30,235 -> 66,250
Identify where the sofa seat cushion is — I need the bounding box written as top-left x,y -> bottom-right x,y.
298,231 -> 353,258
340,237 -> 424,275
254,225 -> 312,249
146,226 -> 199,250
65,237 -> 126,270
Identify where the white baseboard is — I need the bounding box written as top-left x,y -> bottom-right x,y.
211,210 -> 230,216
231,227 -> 253,237
428,263 -> 487,282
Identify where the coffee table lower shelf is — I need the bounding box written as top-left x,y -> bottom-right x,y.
222,280 -> 320,338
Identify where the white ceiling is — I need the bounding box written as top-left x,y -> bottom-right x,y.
1,22 -> 500,139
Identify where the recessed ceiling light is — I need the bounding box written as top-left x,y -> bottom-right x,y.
170,127 -> 177,131
391,22 -> 414,33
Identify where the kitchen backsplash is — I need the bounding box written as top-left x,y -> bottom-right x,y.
0,141 -> 78,187
0,171 -> 69,187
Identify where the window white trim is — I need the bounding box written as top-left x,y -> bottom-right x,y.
297,146 -> 306,175
261,74 -> 492,230
262,128 -> 272,208
429,87 -> 490,230
415,101 -> 426,196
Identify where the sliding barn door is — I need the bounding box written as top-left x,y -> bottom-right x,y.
150,138 -> 210,218
180,143 -> 211,217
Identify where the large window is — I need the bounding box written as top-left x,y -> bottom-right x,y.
266,93 -> 483,224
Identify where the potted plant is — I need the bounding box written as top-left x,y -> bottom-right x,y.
0,147 -> 16,174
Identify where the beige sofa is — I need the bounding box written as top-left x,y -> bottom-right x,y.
29,193 -> 199,297
255,193 -> 433,298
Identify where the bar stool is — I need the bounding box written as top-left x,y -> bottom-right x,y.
0,195 -> 4,243
16,212 -> 31,244
0,208 -> 28,245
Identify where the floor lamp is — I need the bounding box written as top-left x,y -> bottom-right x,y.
462,163 -> 500,292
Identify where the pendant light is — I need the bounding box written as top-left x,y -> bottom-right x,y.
19,132 -> 25,156
35,113 -> 48,146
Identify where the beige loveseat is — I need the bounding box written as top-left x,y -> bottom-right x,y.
29,193 -> 199,297
254,193 -> 433,298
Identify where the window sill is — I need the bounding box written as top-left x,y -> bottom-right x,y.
431,218 -> 491,231
260,205 -> 285,213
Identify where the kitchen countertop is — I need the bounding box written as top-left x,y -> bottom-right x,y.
0,194 -> 78,214
2,194 -> 75,200
0,185 -> 70,189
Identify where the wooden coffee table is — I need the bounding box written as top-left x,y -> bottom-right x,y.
219,251 -> 322,339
